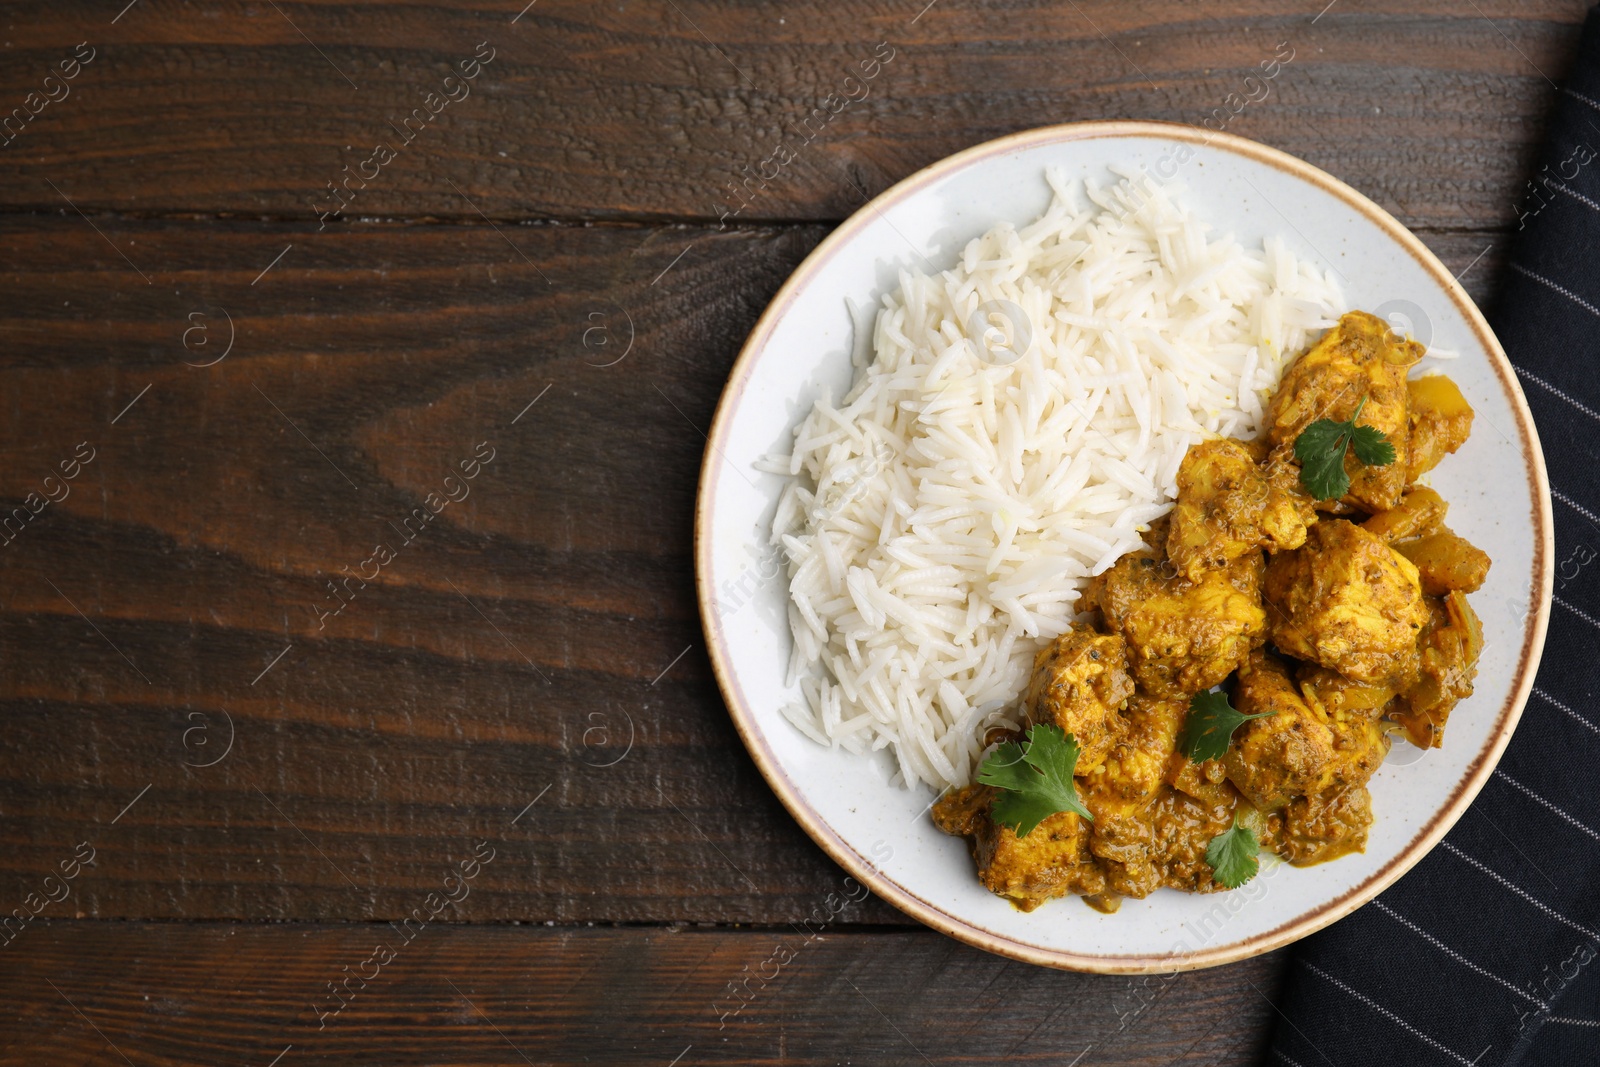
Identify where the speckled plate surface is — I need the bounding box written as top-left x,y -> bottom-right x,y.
695,121 -> 1553,973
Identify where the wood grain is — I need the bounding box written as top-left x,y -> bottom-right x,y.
0,216 -> 866,924
0,212 -> 1512,929
0,217 -> 1511,923
0,922 -> 1290,1066
0,1 -> 1572,1061
0,1 -> 1588,227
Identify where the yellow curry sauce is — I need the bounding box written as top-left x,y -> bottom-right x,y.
932,310 -> 1489,912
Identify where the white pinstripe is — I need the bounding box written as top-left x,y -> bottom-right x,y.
1552,488 -> 1600,531
1272,1051 -> 1306,1067
1565,87 -> 1600,113
1510,262 -> 1600,319
1552,180 -> 1600,214
1549,1016 -> 1600,1027
1554,595 -> 1600,634
1533,685 -> 1600,737
1442,842 -> 1600,942
1516,366 -> 1600,424
1372,900 -> 1547,1007
1494,769 -> 1600,841
1301,961 -> 1476,1066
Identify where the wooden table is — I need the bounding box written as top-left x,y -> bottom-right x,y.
0,2 -> 1587,1063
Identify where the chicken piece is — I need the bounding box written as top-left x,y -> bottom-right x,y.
1170,749 -> 1236,808
1083,696 -> 1186,821
1263,443 -> 1324,528
931,781 -> 994,838
932,786 -> 1106,911
1296,664 -> 1391,784
1091,552 -> 1267,700
1395,529 -> 1492,594
1268,311 -> 1419,513
1363,486 -> 1448,544
979,816 -> 1102,908
1167,438 -> 1311,581
970,808 -> 1107,910
1147,784 -> 1242,893
1265,784 -> 1374,867
1224,649 -> 1336,811
1263,519 -> 1428,684
1406,374 -> 1474,483
1322,698 -> 1389,789
1081,696 -> 1186,898
1238,656 -> 1385,865
1392,592 -> 1484,748
1297,669 -> 1395,793
1023,625 -> 1135,773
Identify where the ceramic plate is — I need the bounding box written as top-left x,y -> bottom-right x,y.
694,121 -> 1553,972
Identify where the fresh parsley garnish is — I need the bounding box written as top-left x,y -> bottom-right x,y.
976,723 -> 1092,838
1180,689 -> 1271,764
1292,396 -> 1397,501
1205,815 -> 1261,889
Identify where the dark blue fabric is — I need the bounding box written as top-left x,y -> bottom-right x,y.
1267,10 -> 1600,1066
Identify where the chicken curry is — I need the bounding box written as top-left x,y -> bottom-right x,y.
933,310 -> 1489,912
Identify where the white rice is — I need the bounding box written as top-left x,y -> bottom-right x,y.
763,168 -> 1346,791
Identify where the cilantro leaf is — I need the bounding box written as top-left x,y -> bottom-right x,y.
1296,434 -> 1352,501
1180,689 -> 1272,764
975,740 -> 1035,793
976,723 -> 1092,837
1292,395 -> 1397,501
1292,418 -> 1347,459
1348,423 -> 1397,466
1205,816 -> 1261,889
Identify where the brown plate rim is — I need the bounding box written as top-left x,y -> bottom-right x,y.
693,119 -> 1555,974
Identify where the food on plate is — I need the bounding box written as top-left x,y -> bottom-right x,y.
768,171 -> 1344,791
1268,310 -> 1415,512
1023,628 -> 1134,773
1405,374 -> 1475,482
1091,539 -> 1267,700
1391,591 -> 1484,749
1167,438 -> 1310,581
1262,518 -> 1428,685
934,309 -> 1490,911
764,170 -> 1491,913
1394,531 -> 1492,596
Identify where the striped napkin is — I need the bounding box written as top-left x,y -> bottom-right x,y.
1268,9 -> 1600,1067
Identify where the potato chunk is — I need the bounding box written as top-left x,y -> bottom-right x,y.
1363,486 -> 1448,544
1091,552 -> 1267,700
1395,529 -> 1492,594
1297,664 -> 1397,722
1392,592 -> 1484,748
1263,519 -> 1428,684
1023,625 -> 1135,773
1406,374 -> 1474,482
1267,311 -> 1419,513
1167,438 -> 1311,581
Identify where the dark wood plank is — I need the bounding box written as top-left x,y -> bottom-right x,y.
0,922 -> 1290,1066
0,215 -> 870,924
0,1 -> 1587,227
0,216 -> 1510,922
